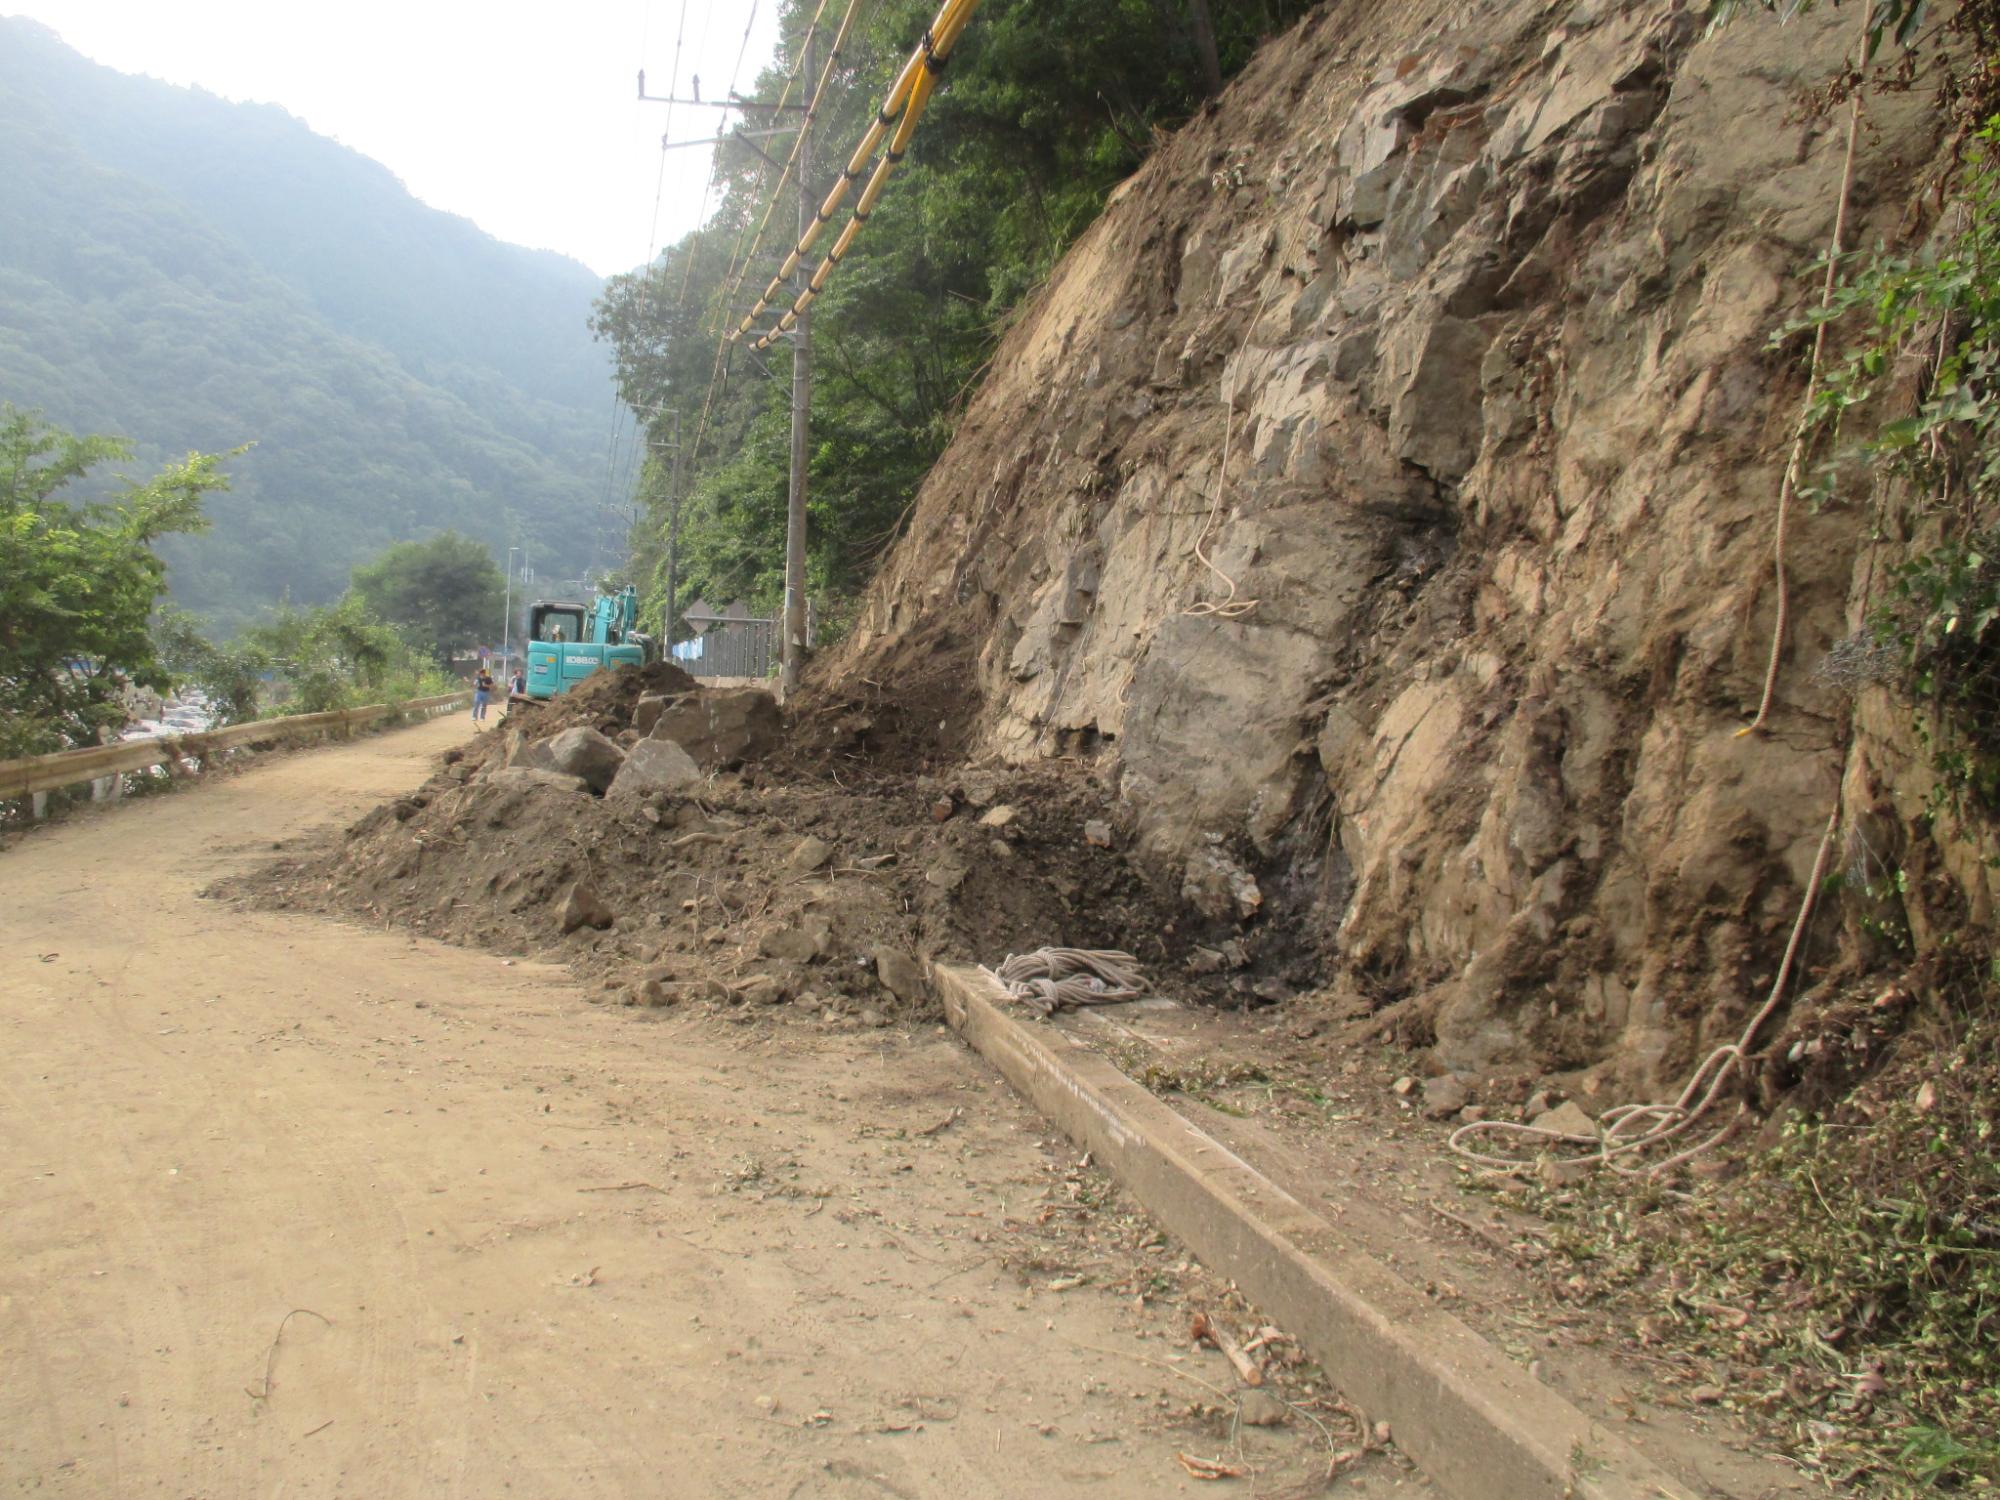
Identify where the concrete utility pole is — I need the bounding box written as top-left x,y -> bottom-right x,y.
646,408 -> 684,660
781,31 -> 816,698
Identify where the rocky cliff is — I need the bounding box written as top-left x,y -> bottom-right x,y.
822,0 -> 1963,1089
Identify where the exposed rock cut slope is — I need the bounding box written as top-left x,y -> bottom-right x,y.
823,0 -> 1957,1088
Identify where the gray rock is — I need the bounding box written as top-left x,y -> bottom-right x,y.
1083,819 -> 1114,848
502,729 -> 554,771
1181,850 -> 1263,922
734,975 -> 787,1007
786,835 -> 833,873
873,946 -> 926,1003
648,688 -> 782,768
859,1007 -> 890,1028
606,738 -> 701,801
486,766 -> 589,794
978,804 -> 1019,828
758,915 -> 832,963
546,727 -> 625,793
559,880 -> 615,934
1421,1075 -> 1471,1118
1531,1100 -> 1597,1140
633,692 -> 686,737
1237,1389 -> 1289,1428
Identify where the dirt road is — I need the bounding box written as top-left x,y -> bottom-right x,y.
1,718 -> 1425,1498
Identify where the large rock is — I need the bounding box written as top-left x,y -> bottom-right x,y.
486,766 -> 590,794
605,738 -> 701,801
873,946 -> 926,1003
502,730 -> 555,771
559,880 -> 615,934
647,688 -> 782,768
545,726 -> 625,793
633,693 -> 687,738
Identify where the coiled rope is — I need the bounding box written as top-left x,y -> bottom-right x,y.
1447,806 -> 1839,1177
986,948 -> 1146,1017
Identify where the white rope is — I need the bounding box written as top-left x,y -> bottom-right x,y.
1448,806 -> 1840,1178
986,947 -> 1146,1017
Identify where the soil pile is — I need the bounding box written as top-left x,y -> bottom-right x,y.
232,667 -> 1292,1022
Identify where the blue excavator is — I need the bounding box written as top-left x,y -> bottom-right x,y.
521,585 -> 656,699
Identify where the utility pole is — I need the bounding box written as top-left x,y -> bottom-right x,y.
781,30 -> 816,698
645,407 -> 684,661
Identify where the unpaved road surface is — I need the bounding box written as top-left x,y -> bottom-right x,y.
1,718 -> 1430,1498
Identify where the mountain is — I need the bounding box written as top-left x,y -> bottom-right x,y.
0,16 -> 621,632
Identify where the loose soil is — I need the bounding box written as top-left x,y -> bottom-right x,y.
0,712 -> 1431,1498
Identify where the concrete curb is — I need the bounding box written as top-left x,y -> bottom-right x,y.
934,963 -> 1698,1500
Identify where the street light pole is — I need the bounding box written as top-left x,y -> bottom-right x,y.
501,546 -> 519,677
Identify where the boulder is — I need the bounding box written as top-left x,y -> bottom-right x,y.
546,727 -> 625,793
633,692 -> 686,738
606,738 -> 701,801
502,730 -> 555,771
486,766 -> 589,794
873,946 -> 926,1003
559,880 -> 615,934
647,688 -> 782,768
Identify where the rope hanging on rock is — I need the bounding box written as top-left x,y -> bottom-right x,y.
987,948 -> 1145,1017
1446,805 -> 1840,1178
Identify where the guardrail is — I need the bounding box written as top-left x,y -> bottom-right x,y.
0,690 -> 473,803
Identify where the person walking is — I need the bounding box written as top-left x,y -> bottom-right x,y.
472,666 -> 495,726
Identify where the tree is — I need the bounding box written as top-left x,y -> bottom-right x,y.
347,532 -> 504,665
0,405 -> 232,755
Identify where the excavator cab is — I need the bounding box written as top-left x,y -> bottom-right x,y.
522,591 -> 648,699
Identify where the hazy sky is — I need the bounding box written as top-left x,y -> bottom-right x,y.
4,0 -> 785,277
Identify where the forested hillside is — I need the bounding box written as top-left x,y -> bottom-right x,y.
595,0 -> 1313,637
0,17 -> 612,632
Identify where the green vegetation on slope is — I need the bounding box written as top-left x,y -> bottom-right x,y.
0,18 -> 614,634
593,0 -> 1314,638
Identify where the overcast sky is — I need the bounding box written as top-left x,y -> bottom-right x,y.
4,0 -> 785,277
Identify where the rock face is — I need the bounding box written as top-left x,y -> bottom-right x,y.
545,727 -> 625,793
648,688 -> 782,768
823,0 -> 1956,1089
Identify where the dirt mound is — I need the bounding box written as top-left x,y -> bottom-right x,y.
228,668 -> 1301,1025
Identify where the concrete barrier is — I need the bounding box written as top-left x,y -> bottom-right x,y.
933,962 -> 1696,1500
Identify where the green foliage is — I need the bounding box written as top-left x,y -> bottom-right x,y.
241,596 -> 453,716
595,0 -> 1315,634
0,18 -> 610,631
348,531 -> 504,666
1513,1009 -> 2000,1490
1706,0 -> 1928,59
151,606 -> 265,726
0,405 -> 230,755
1787,121 -> 2000,819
